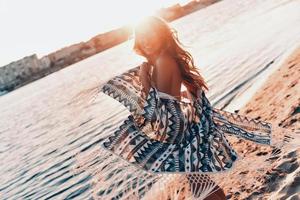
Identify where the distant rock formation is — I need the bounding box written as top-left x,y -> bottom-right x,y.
0,54 -> 51,94
46,25 -> 132,70
0,25 -> 132,94
156,0 -> 220,21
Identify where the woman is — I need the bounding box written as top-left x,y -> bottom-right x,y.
99,16 -> 272,199
134,16 -> 225,199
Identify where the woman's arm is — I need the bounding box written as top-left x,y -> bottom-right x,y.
139,62 -> 152,95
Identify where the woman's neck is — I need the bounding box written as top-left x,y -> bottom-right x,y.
148,50 -> 170,67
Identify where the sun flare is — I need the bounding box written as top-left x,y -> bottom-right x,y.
0,0 -> 190,66
111,0 -> 190,30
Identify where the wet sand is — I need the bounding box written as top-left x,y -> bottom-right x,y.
214,46 -> 300,200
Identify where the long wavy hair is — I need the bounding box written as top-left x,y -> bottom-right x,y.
72,16 -> 209,105
133,15 -> 208,98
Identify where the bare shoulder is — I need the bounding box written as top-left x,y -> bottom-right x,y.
155,55 -> 179,75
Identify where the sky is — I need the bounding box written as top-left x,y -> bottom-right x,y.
0,0 -> 190,66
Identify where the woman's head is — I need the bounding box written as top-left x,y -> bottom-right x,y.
133,16 -> 171,58
133,15 -> 209,96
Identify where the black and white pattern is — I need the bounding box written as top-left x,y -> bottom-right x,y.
100,62 -> 272,174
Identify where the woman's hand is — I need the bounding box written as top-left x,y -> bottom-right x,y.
139,62 -> 152,81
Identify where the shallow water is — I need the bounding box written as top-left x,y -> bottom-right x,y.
0,0 -> 300,199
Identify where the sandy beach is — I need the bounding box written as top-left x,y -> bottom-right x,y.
212,46 -> 300,199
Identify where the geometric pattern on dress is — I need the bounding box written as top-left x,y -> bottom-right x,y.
100,62 -> 272,174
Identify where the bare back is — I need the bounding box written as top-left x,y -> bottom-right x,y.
150,55 -> 184,101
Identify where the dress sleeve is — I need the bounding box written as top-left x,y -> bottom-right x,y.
140,85 -> 161,121
100,62 -> 161,128
198,90 -> 272,145
100,63 -> 149,125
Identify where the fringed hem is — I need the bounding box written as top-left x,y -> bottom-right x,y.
100,141 -> 248,175
98,144 -> 253,200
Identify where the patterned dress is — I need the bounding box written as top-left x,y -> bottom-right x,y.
100,62 -> 272,174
